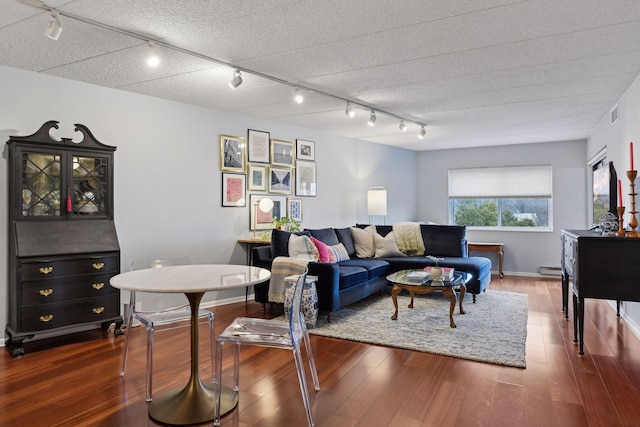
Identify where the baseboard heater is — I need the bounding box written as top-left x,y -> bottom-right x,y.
538,266 -> 562,276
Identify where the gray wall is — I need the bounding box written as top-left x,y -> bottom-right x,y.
417,141 -> 588,275
0,65 -> 418,343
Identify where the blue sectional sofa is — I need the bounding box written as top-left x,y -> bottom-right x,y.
252,224 -> 492,321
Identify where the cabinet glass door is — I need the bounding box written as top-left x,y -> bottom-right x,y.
21,152 -> 62,217
72,155 -> 109,216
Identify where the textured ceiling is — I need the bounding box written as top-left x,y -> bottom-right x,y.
2,0 -> 640,151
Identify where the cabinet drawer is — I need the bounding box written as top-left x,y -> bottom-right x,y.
20,296 -> 119,332
20,255 -> 118,280
563,237 -> 575,275
21,273 -> 118,305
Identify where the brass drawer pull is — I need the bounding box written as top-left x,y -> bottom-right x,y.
39,266 -> 53,275
39,289 -> 54,297
92,307 -> 105,314
40,314 -> 53,322
92,262 -> 105,270
92,283 -> 105,290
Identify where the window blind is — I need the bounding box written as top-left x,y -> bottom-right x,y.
448,165 -> 552,198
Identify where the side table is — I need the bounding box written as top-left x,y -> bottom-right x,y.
237,238 -> 271,302
284,275 -> 319,328
468,242 -> 504,278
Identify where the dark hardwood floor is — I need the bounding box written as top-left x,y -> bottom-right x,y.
3,275 -> 640,427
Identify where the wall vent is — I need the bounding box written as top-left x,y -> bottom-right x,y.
538,266 -> 562,276
611,104 -> 619,125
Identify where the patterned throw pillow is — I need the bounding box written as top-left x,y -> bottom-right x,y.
351,225 -> 376,258
374,231 -> 406,258
328,243 -> 350,263
310,237 -> 331,262
288,234 -> 319,261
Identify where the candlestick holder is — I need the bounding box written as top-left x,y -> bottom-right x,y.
616,206 -> 626,236
627,170 -> 638,237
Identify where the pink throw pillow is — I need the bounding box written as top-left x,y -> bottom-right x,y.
311,237 -> 331,263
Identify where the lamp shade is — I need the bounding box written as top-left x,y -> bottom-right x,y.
367,187 -> 387,216
258,197 -> 274,213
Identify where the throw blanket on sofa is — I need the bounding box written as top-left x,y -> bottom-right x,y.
268,256 -> 310,303
393,222 -> 425,256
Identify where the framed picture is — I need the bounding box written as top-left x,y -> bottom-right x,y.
269,167 -> 293,194
296,139 -> 315,161
288,198 -> 302,222
248,129 -> 270,163
270,139 -> 295,167
220,134 -> 246,172
296,160 -> 317,197
221,173 -> 246,207
250,194 -> 286,230
247,164 -> 267,191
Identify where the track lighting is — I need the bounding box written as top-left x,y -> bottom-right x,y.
368,110 -> 376,126
293,88 -> 304,104
419,125 -> 426,139
345,102 -> 355,118
44,11 -> 62,40
145,41 -> 159,67
399,120 -> 407,132
229,68 -> 243,89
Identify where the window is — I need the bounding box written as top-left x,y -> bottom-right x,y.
448,166 -> 552,230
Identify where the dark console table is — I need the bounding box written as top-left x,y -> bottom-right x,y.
561,229 -> 640,355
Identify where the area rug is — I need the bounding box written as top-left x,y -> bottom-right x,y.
293,290 -> 528,368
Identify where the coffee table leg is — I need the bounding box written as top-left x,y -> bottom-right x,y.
444,288 -> 457,328
459,284 -> 466,315
408,291 -> 415,309
391,284 -> 401,320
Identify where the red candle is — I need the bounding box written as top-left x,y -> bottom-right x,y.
631,142 -> 635,170
618,179 -> 623,207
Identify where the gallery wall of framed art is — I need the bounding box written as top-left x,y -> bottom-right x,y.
219,130 -> 317,232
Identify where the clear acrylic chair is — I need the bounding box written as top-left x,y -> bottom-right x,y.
214,269 -> 320,426
119,258 -> 215,402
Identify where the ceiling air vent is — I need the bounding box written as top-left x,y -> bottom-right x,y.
611,104 -> 619,125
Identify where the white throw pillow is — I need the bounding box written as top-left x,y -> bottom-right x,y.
288,234 -> 319,261
351,225 -> 376,258
374,231 -> 406,258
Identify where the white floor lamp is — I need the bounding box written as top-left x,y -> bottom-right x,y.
367,187 -> 387,225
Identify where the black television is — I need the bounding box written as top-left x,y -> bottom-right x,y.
592,160 -> 617,225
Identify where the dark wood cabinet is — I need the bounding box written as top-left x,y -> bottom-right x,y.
561,229 -> 640,355
5,121 -> 122,357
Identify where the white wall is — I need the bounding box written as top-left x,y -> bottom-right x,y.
417,141 -> 588,275
588,74 -> 640,330
0,65 -> 418,341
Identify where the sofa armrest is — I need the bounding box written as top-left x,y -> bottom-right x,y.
252,245 -> 273,268
307,262 -> 341,312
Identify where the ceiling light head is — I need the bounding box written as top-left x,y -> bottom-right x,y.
368,110 -> 376,126
345,102 -> 355,118
419,125 -> 426,139
293,88 -> 304,104
229,68 -> 243,89
399,120 -> 407,132
145,41 -> 160,67
44,11 -> 62,41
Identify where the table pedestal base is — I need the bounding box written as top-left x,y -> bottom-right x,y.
149,379 -> 238,425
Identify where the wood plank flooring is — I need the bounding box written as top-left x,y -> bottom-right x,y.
2,275 -> 640,426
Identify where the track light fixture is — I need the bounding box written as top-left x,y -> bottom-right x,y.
399,120 -> 407,132
293,87 -> 304,104
419,125 -> 426,139
368,110 -> 377,126
44,10 -> 62,40
145,41 -> 159,67
345,102 -> 355,118
229,68 -> 243,89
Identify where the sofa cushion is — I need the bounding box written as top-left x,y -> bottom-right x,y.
310,237 -> 331,262
335,227 -> 356,257
340,258 -> 389,280
328,243 -> 350,262
337,266 -> 368,290
420,224 -> 467,257
307,228 -> 340,246
271,229 -> 311,257
374,231 -> 406,258
289,234 -> 319,260
351,225 -> 376,258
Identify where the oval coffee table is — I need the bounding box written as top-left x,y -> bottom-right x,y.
386,269 -> 470,328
